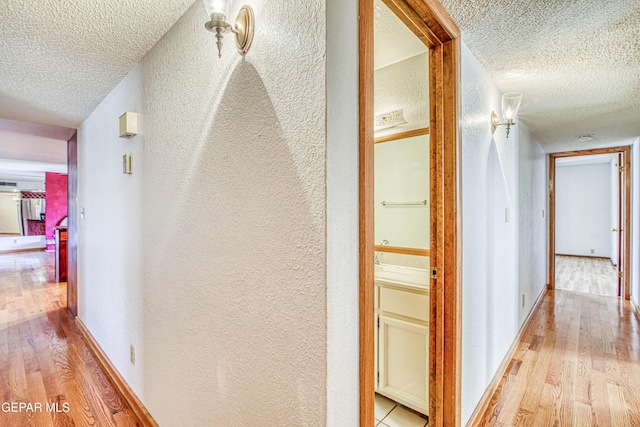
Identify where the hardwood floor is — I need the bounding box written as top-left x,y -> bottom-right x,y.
476,289 -> 640,426
0,251 -> 138,426
555,255 -> 617,297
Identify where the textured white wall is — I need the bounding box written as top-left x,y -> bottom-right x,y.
555,163 -> 611,257
517,125 -> 547,325
78,1 -> 333,425
374,53 -> 429,139
77,63 -> 144,395
460,43 -> 547,424
632,138 -> 640,304
326,0 -> 360,424
374,135 -> 430,249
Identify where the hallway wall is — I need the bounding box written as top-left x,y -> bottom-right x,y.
78,1 -> 334,425
632,137 -> 640,305
555,163 -> 612,257
460,42 -> 547,424
77,62 -> 144,401
326,0 -> 359,424
374,52 -> 430,138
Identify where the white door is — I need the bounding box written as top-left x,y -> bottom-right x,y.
610,157 -> 619,264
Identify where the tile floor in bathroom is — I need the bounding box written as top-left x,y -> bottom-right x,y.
374,393 -> 428,427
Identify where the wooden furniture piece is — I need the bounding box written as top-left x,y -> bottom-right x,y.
55,226 -> 67,282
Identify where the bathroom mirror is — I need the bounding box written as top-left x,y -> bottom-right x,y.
374,132 -> 430,251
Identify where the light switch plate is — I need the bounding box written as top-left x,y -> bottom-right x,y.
123,154 -> 132,174
130,344 -> 136,365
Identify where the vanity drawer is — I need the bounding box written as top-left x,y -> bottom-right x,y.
379,287 -> 429,322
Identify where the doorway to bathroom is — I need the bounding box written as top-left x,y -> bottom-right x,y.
359,0 -> 461,426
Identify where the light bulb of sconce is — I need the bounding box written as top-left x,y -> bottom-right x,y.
501,92 -> 522,121
203,0 -> 232,19
203,0 -> 254,59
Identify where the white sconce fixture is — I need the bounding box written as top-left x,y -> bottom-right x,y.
491,92 -> 522,138
203,0 -> 254,58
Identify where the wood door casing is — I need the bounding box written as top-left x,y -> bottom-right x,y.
549,146 -> 632,300
359,0 -> 461,425
67,131 -> 78,316
618,152 -> 623,296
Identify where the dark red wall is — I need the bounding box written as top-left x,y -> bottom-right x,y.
45,172 -> 68,250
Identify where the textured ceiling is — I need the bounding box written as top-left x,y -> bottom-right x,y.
2,0 -> 638,154
374,0 -> 428,70
440,0 -> 640,152
0,0 -> 193,128
0,118 -> 73,165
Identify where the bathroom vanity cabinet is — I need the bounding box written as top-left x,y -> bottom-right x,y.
374,265 -> 429,415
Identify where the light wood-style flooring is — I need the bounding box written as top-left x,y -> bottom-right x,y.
0,251 -> 138,426
476,290 -> 640,426
555,255 -> 618,297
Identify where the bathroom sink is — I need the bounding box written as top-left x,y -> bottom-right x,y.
374,264 -> 429,289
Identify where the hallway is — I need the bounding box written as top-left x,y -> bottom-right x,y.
476,290 -> 640,426
0,251 -> 137,426
0,253 -> 639,426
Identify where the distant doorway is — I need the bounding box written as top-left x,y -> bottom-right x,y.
549,146 -> 631,299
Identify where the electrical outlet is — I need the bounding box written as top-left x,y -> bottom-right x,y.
505,208 -> 510,223
522,294 -> 525,308
590,249 -> 595,254
130,344 -> 135,365
542,210 -> 545,219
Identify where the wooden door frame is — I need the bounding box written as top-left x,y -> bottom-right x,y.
617,152 -> 623,296
359,0 -> 461,425
67,131 -> 78,316
548,146 -> 632,300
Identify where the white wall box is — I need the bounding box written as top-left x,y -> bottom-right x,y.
119,112 -> 138,139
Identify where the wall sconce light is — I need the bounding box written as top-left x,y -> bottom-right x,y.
203,0 -> 254,58
491,92 -> 523,138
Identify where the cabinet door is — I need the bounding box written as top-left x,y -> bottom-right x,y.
378,315 -> 428,414
374,313 -> 378,390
